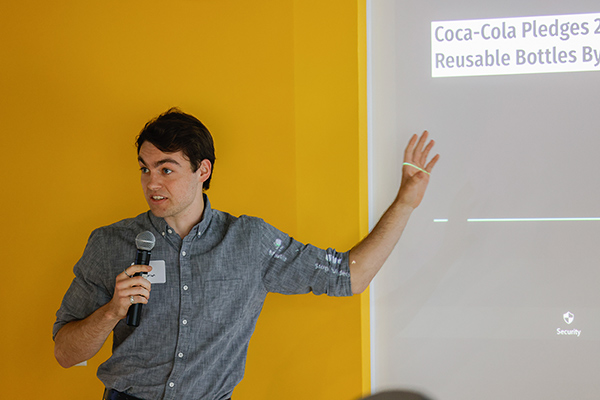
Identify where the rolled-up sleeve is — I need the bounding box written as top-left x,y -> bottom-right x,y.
257,219 -> 353,297
53,229 -> 113,340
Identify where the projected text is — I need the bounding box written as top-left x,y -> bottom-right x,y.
431,13 -> 600,77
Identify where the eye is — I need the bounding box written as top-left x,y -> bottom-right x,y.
162,168 -> 173,175
140,167 -> 149,174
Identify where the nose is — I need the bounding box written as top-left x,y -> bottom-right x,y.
144,171 -> 162,191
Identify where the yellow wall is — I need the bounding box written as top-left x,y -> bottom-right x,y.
0,1 -> 367,399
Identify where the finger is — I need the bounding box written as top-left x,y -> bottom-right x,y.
110,286 -> 150,318
129,279 -> 152,293
116,273 -> 152,294
130,276 -> 152,293
129,296 -> 146,305
128,289 -> 150,303
419,139 -> 435,165
121,284 -> 151,303
124,264 -> 153,276
120,294 -> 148,309
412,131 -> 429,161
425,153 -> 440,173
120,266 -> 152,283
404,134 -> 418,162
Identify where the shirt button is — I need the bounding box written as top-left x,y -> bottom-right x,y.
182,251 -> 187,256
178,352 -> 184,358
183,285 -> 189,291
168,229 -> 173,234
169,382 -> 175,388
182,319 -> 188,325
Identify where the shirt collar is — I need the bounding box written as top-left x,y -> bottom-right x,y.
147,193 -> 214,239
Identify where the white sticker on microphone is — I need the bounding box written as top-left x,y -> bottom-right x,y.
144,260 -> 166,284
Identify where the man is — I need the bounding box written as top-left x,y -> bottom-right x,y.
53,108 -> 439,400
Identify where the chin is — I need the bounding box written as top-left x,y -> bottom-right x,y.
148,207 -> 166,218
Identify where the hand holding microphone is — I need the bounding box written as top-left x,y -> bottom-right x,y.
124,231 -> 156,327
109,231 -> 156,326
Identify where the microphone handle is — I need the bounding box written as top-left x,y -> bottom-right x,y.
126,249 -> 151,327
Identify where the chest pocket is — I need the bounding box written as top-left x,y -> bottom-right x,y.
200,279 -> 246,324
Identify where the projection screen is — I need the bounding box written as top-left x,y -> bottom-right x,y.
368,1 -> 600,399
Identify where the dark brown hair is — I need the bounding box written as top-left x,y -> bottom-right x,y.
136,108 -> 216,190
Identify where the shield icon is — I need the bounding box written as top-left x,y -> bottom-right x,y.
563,312 -> 574,325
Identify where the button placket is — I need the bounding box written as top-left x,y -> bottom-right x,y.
164,235 -> 193,399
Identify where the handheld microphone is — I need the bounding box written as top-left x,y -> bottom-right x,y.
126,231 -> 156,327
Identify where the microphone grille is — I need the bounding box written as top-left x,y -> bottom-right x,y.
135,231 -> 156,251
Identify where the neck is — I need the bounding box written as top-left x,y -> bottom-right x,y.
165,195 -> 205,238
166,214 -> 202,238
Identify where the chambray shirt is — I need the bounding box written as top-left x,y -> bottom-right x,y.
53,196 -> 352,400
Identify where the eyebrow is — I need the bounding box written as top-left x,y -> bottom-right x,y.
138,156 -> 183,168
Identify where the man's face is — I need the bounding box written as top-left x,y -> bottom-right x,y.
138,142 -> 209,228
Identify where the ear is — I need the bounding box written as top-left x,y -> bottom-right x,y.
197,159 -> 212,185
